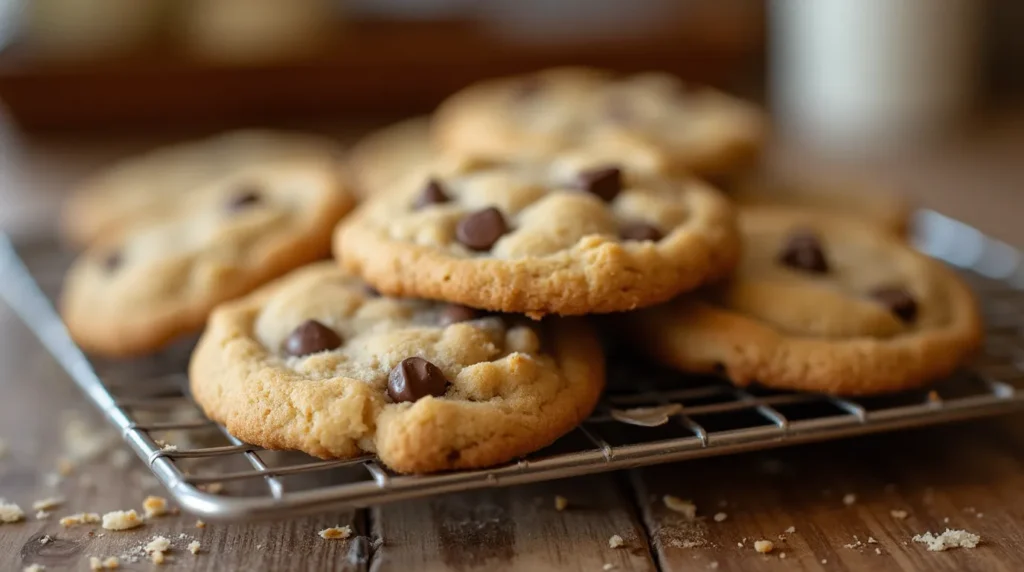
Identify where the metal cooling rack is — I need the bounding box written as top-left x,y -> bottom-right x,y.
3,209 -> 1024,521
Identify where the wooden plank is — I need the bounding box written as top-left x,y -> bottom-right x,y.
0,302 -> 365,572
371,475 -> 657,572
631,418 -> 1024,572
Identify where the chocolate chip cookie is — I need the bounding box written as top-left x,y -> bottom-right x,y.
334,154 -> 740,317
433,67 -> 765,176
189,262 -> 604,473
715,168 -> 912,236
61,160 -> 353,357
621,207 -> 983,395
61,130 -> 343,246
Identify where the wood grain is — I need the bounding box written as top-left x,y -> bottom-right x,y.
371,476 -> 656,572
0,303 -> 365,572
630,419 -> 1024,572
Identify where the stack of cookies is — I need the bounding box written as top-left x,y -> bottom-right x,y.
59,67 -> 983,474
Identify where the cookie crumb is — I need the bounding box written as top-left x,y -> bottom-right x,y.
318,525 -> 352,540
35,510 -> 50,520
554,496 -> 568,511
23,565 -> 45,572
143,496 -> 168,518
754,540 -> 773,553
57,458 -> 75,476
39,535 -> 52,544
89,556 -> 119,570
663,495 -> 697,519
709,562 -> 719,570
943,517 -> 950,524
610,404 -> 682,427
154,439 -> 177,452
602,564 -> 616,571
188,541 -> 201,555
713,512 -> 728,522
785,526 -> 796,534
821,559 -> 827,564
779,552 -> 787,559
102,510 -> 143,530
737,542 -> 744,548
977,513 -> 984,518
890,509 -> 908,519
31,497 -> 64,511
875,547 -> 882,555
256,544 -> 263,550
199,482 -> 224,494
912,529 -> 981,551
843,493 -> 857,506
146,536 -> 170,553
59,512 -> 100,527
195,520 -> 206,529
609,534 -> 625,549
868,536 -> 878,544
0,499 -> 25,523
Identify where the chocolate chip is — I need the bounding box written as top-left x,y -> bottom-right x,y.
387,357 -> 448,403
439,304 -> 480,326
412,178 -> 450,210
870,286 -> 918,323
226,185 -> 261,211
102,251 -> 122,272
283,319 -> 342,357
362,284 -> 380,298
778,229 -> 829,274
620,222 -> 663,242
456,207 -> 508,251
576,166 -> 622,202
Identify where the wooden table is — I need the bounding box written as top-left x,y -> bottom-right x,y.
2,114 -> 1024,572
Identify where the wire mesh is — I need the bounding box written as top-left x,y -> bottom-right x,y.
2,209 -> 1023,521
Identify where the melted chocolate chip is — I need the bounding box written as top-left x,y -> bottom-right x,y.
362,284 -> 380,298
102,251 -> 122,272
413,178 -> 450,210
871,286 -> 918,323
778,229 -> 830,274
439,304 -> 480,326
620,222 -> 663,242
226,185 -> 262,211
283,319 -> 342,357
387,357 -> 448,403
576,166 -> 623,202
456,207 -> 508,251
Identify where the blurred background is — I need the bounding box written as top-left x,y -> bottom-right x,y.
0,0 -> 1021,236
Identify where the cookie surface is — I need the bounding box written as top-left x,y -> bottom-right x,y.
433,67 -> 765,176
189,262 -> 604,473
347,116 -> 433,198
61,159 -> 353,357
622,208 -> 982,395
61,130 -> 342,246
335,155 -> 740,317
719,168 -> 912,236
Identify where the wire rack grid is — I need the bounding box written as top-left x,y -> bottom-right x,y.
2,209 -> 1024,521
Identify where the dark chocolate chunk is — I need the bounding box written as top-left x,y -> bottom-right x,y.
778,229 -> 830,274
413,178 -> 450,210
576,166 -> 623,202
283,319 -> 342,357
439,304 -> 480,326
387,357 -> 448,403
620,222 -> 663,242
362,284 -> 381,298
456,207 -> 508,251
870,286 -> 918,323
